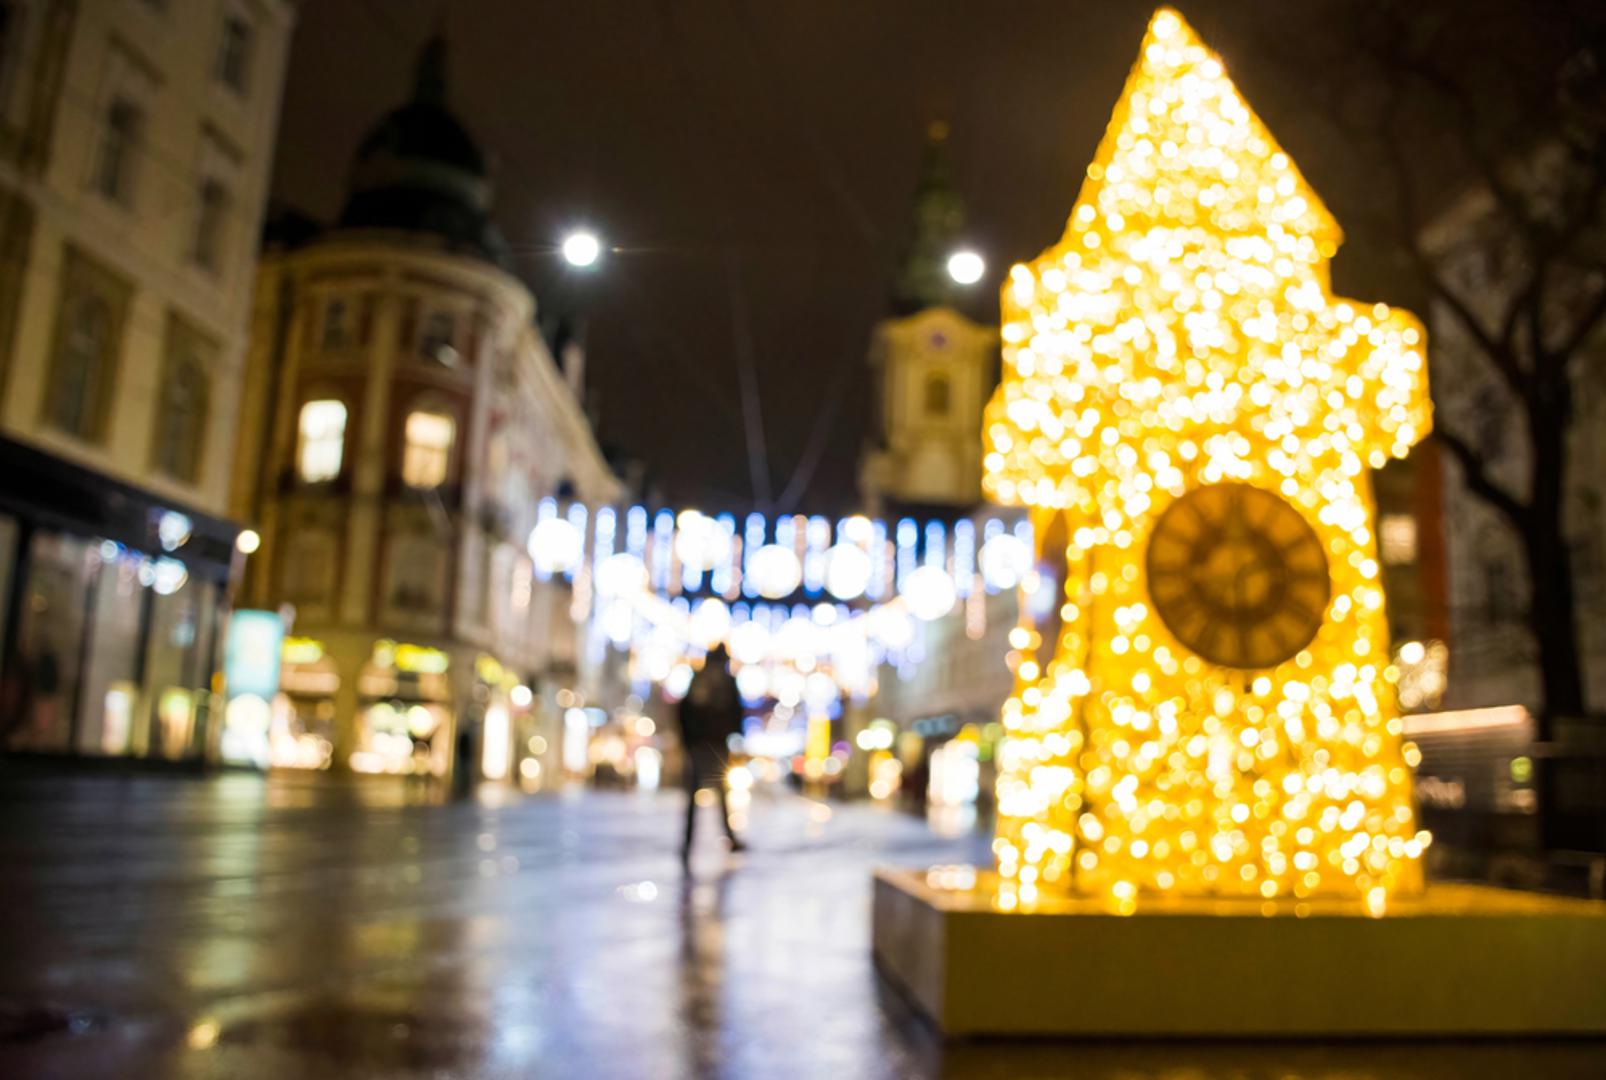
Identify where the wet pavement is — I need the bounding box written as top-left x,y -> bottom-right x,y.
0,770 -> 1603,1079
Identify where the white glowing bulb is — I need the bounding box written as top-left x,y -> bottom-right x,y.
688,598 -> 732,648
774,616 -> 819,666
152,557 -> 188,596
735,664 -> 769,701
235,528 -> 261,555
674,511 -> 729,572
823,543 -> 872,600
528,517 -> 583,575
595,552 -> 648,598
901,565 -> 957,621
749,544 -> 802,599
562,230 -> 602,267
947,249 -> 985,285
664,663 -> 695,700
804,671 -> 839,711
729,621 -> 770,665
866,603 -> 915,651
772,668 -> 806,707
979,532 -> 1032,590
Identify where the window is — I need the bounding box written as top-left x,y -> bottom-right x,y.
151,317 -> 214,482
282,531 -> 335,603
387,534 -> 442,612
95,97 -> 142,204
419,310 -> 457,365
296,399 -> 347,483
44,249 -> 130,442
321,298 -> 350,349
1378,514 -> 1418,565
924,371 -> 950,417
215,14 -> 253,94
191,179 -> 229,273
403,409 -> 454,489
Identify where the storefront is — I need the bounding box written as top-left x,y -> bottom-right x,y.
0,437 -> 238,764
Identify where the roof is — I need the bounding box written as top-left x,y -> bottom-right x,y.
336,34 -> 509,264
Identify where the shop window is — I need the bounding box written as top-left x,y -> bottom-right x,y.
924,371 -> 951,417
44,249 -> 130,442
191,178 -> 230,273
76,552 -> 144,755
215,12 -> 253,94
95,96 -> 142,204
152,316 -> 215,483
419,310 -> 457,365
7,533 -> 91,753
402,409 -> 454,489
296,399 -> 346,483
145,579 -> 212,759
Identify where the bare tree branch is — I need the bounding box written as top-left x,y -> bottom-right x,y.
1374,85 -> 1530,397
1432,424 -> 1530,528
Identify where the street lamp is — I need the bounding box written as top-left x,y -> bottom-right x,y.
562,230 -> 603,268
946,249 -> 985,285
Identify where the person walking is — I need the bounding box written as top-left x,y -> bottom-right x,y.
677,644 -> 747,863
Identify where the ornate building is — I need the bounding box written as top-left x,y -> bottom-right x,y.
229,37 -> 620,780
0,0 -> 293,761
859,124 -> 997,517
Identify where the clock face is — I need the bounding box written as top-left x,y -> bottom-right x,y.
1145,483 -> 1330,670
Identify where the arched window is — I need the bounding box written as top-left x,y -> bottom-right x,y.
403,408 -> 454,489
296,399 -> 347,483
924,371 -> 951,417
152,328 -> 212,482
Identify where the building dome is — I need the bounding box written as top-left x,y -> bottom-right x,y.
337,35 -> 509,264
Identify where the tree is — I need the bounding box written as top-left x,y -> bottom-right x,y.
1252,0 -> 1606,848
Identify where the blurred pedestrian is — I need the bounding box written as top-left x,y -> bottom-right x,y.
677,645 -> 746,863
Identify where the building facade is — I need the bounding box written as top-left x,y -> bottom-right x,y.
229,37 -> 620,782
0,0 -> 293,760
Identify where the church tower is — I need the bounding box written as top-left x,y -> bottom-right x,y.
858,124 -> 997,516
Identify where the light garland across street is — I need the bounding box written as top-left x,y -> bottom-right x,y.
527,500 -> 1035,704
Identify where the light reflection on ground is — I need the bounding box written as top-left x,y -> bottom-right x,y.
0,770 -> 1599,1078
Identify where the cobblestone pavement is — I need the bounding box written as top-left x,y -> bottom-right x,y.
0,770 -> 1601,1079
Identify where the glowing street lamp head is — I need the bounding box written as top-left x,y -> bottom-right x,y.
562,230 -> 603,268
946,249 -> 985,286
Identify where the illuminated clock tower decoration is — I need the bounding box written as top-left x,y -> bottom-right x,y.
984,9 -> 1432,909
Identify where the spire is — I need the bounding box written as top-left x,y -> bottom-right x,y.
892,121 -> 967,314
412,32 -> 448,107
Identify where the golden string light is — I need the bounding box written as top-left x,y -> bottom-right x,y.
984,8 -> 1431,912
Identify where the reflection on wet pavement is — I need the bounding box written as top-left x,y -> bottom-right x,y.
0,772 -> 1601,1078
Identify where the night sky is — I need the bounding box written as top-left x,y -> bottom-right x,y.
270,1 -> 1578,515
